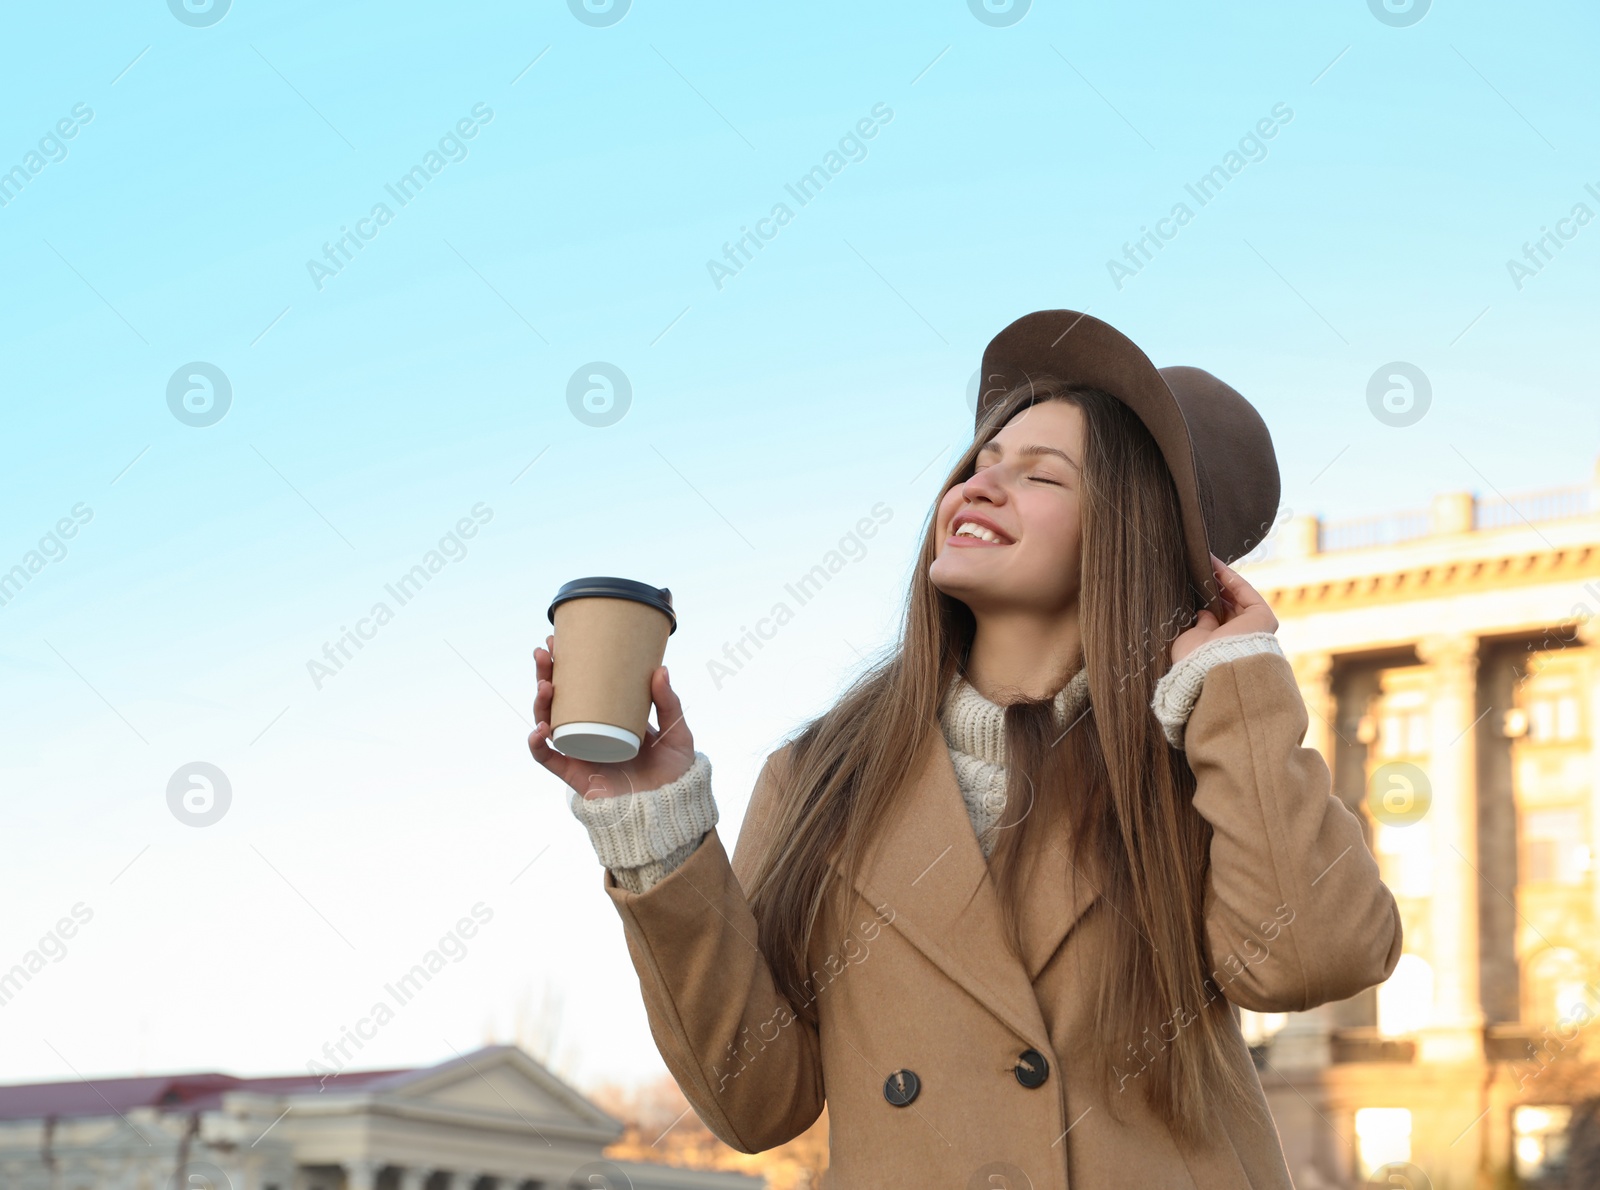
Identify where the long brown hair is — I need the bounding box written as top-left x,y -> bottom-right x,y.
740,376 -> 1263,1143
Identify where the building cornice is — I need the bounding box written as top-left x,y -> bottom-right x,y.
1243,518 -> 1600,621
218,1089 -> 619,1148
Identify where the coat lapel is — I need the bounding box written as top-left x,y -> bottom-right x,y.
840,722 -> 1106,1052
1013,805 -> 1107,983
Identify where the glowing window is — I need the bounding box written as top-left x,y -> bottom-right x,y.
1238,1010 -> 1287,1044
1376,819 -> 1434,897
1355,1107 -> 1412,1178
1523,948 -> 1594,1026
1513,1104 -> 1571,1180
1379,710 -> 1430,757
1555,979 -> 1599,1024
1556,695 -> 1580,740
1530,698 -> 1554,741
1381,714 -> 1403,757
1406,710 -> 1429,755
1522,809 -> 1587,884
1376,954 -> 1432,1036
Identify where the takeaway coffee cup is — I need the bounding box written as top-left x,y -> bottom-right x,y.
544,577 -> 677,763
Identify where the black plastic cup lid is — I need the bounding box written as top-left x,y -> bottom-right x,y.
547,576 -> 676,634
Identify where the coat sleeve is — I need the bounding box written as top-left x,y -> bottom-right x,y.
1181,645 -> 1404,1013
600,741 -> 826,1152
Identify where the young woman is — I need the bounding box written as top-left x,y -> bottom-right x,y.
528,310 -> 1403,1188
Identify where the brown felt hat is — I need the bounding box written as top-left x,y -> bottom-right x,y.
975,309 -> 1280,622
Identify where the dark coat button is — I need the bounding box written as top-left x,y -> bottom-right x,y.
883,1068 -> 920,1106
1014,1048 -> 1049,1088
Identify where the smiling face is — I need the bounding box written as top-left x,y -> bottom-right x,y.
929,397 -> 1086,618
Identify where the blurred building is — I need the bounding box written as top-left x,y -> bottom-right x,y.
1237,453 -> 1600,1189
0,1044 -> 764,1190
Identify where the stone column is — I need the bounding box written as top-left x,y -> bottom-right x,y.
444,1173 -> 482,1190
1578,616 -> 1600,951
344,1159 -> 383,1190
398,1168 -> 432,1190
1414,634 -> 1486,1063
1271,650 -> 1337,1070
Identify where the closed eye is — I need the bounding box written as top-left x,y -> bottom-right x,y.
1031,476 -> 1061,485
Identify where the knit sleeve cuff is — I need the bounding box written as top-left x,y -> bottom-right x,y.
567,750 -> 717,874
605,837 -> 703,896
1150,632 -> 1286,750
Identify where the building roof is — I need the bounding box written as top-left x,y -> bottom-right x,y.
0,1044 -> 524,1121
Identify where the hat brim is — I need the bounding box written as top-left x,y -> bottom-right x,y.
976,309 -> 1226,623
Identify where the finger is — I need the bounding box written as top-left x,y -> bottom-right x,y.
646,666 -> 689,748
534,637 -> 555,718
1211,553 -> 1258,608
1178,610 -> 1219,651
526,722 -> 571,781
1204,554 -> 1231,602
1209,550 -> 1248,598
532,652 -> 551,728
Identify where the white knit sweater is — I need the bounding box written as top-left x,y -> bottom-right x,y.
568,632 -> 1286,894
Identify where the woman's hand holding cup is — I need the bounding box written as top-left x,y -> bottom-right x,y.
528,634 -> 696,800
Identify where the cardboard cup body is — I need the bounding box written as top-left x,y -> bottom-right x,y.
549,596 -> 672,762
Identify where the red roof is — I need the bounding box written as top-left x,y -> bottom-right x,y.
0,1050 -> 512,1121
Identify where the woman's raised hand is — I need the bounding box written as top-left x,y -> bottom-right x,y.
527,633 -> 697,800
1169,552 -> 1280,665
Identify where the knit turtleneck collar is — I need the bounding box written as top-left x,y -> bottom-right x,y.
939,665 -> 1090,769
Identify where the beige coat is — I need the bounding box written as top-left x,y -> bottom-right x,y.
600,648 -> 1403,1187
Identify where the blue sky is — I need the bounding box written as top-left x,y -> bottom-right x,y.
1,0 -> 1597,1092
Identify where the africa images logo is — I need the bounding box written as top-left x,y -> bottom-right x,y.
567,363 -> 631,427
568,0 -> 630,27
1367,0 -> 1430,28
168,0 -> 231,28
968,0 -> 1030,28
167,362 -> 232,427
168,763 -> 232,828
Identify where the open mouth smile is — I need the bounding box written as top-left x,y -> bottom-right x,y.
948,527 -> 1010,546
947,511 -> 1015,547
